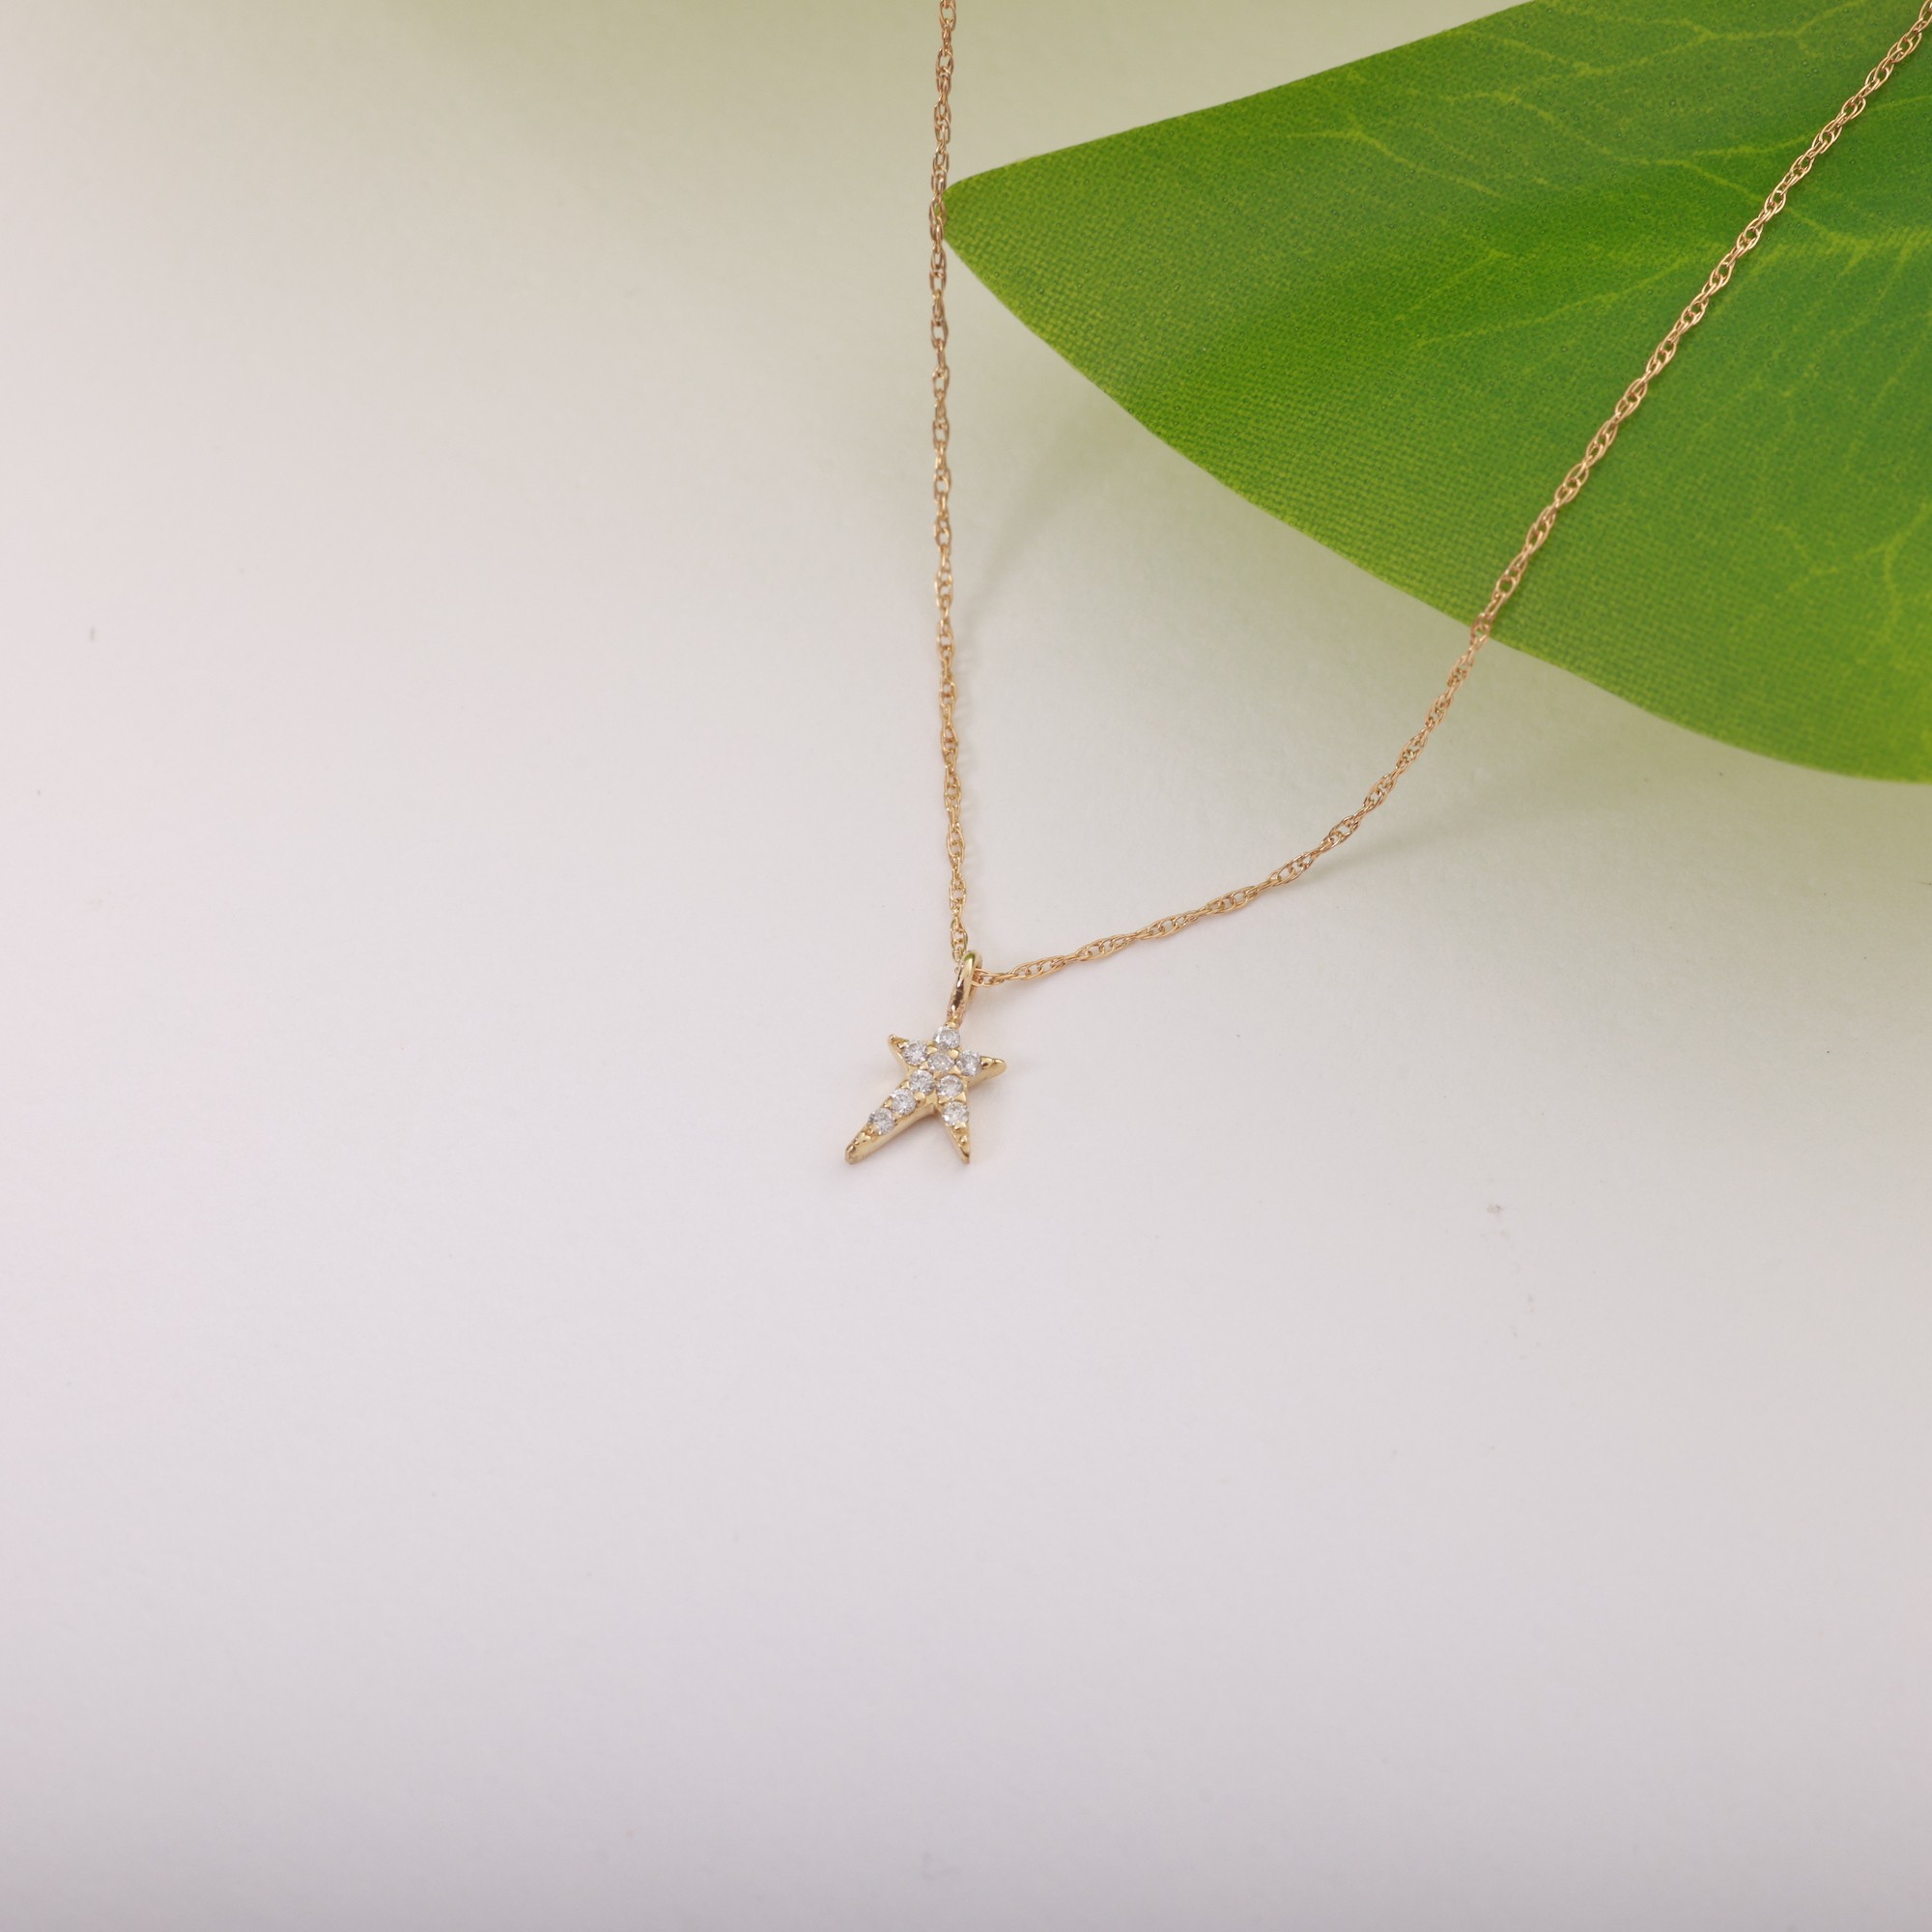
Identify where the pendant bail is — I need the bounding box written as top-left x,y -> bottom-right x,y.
947,951 -> 979,1027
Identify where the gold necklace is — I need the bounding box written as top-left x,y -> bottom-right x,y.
847,0 -> 1932,1167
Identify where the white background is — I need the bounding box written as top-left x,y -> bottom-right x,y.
2,2 -> 1929,1927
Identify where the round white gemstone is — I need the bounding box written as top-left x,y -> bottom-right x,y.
867,1109 -> 894,1135
909,1069 -> 935,1095
936,1026 -> 961,1050
937,1074 -> 964,1099
901,1039 -> 926,1065
940,1100 -> 968,1128
924,1042 -> 951,1066
958,1050 -> 980,1076
888,1087 -> 916,1118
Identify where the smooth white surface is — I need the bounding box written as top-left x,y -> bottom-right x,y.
2,3 -> 1929,1927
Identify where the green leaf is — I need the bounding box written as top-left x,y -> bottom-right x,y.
945,0 -> 1932,781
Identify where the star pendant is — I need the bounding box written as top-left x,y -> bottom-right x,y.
845,1020 -> 1006,1164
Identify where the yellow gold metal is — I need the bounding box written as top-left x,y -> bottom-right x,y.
921,0 -> 1932,998
845,1030 -> 1007,1166
947,950 -> 979,1027
928,0 -> 968,969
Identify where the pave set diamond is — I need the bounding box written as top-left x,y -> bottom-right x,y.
845,1019 -> 1005,1164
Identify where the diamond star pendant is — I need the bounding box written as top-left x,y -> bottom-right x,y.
846,953 -> 1005,1165
845,1020 -> 1006,1164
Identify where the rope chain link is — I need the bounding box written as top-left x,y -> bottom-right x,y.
924,0 -> 1932,990
930,0 -> 968,965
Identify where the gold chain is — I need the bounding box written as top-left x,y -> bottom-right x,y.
927,0 -> 1932,990
930,0 -> 968,964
